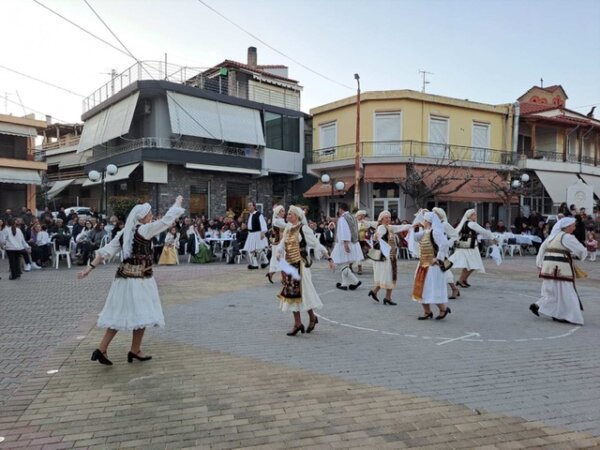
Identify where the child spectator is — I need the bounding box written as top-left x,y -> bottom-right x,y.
585,231 -> 598,261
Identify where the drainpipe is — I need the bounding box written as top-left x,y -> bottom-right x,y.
512,102 -> 520,158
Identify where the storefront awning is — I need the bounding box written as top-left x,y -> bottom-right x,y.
303,176 -> 355,198
579,174 -> 600,199
0,122 -> 37,137
82,163 -> 139,187
47,179 -> 76,200
535,170 -> 581,204
363,164 -> 407,183
185,163 -> 261,175
0,167 -> 42,185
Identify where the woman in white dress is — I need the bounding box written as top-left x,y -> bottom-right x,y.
78,196 -> 185,365
266,205 -> 287,283
276,206 -> 334,336
158,226 -> 179,265
449,209 -> 496,288
368,211 -> 412,305
530,217 -> 587,325
432,207 -> 460,299
412,212 -> 451,320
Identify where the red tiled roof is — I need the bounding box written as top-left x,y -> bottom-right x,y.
519,103 -> 557,115
201,60 -> 299,83
526,114 -> 600,128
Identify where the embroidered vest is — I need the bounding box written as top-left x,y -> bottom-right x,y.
117,227 -> 153,278
249,211 -> 262,232
340,212 -> 359,243
380,225 -> 398,256
270,226 -> 282,245
458,221 -> 477,249
419,231 -> 435,266
539,232 -> 574,281
284,224 -> 303,264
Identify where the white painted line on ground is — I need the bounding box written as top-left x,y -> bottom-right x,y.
437,332 -> 481,346
46,369 -> 59,374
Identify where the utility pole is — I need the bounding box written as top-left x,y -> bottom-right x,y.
419,69 -> 433,93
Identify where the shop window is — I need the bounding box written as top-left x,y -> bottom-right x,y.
227,182 -> 250,215
190,182 -> 209,217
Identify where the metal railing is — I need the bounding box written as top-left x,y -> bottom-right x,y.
310,140 -> 520,166
87,137 -> 261,163
521,149 -> 598,165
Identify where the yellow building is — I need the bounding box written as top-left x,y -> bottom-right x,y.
0,114 -> 47,212
306,90 -> 515,222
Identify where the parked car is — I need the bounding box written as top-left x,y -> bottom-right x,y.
63,206 -> 93,217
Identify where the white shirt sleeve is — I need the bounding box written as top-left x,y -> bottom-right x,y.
468,221 -> 495,240
138,203 -> 185,240
259,214 -> 268,233
337,218 -> 351,242
563,233 -> 588,261
96,230 -> 124,260
272,217 -> 287,229
433,229 -> 449,259
413,230 -> 425,242
302,225 -> 328,259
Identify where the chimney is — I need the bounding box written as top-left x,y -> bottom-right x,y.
45,115 -> 52,125
247,46 -> 257,67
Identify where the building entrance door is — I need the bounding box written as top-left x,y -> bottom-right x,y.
373,198 -> 401,221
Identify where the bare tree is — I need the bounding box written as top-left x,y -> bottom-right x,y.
395,162 -> 473,209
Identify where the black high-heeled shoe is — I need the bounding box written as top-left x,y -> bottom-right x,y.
456,281 -> 469,288
435,307 -> 452,320
306,317 -> 319,333
368,290 -> 380,303
286,324 -> 305,336
417,312 -> 433,320
383,298 -> 397,305
91,349 -> 113,365
127,351 -> 152,363
265,273 -> 274,284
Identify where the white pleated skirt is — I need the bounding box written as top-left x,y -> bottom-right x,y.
413,265 -> 448,304
373,258 -> 396,289
449,248 -> 485,272
331,242 -> 364,264
243,231 -> 268,252
268,244 -> 279,273
97,277 -> 165,330
536,280 -> 584,325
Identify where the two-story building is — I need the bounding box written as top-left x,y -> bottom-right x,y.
306,90 -> 516,223
0,114 -> 47,212
74,47 -> 308,217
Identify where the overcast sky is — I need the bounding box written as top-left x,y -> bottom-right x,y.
1,0 -> 599,124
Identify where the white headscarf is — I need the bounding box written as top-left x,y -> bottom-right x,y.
288,205 -> 306,225
122,203 -> 152,260
454,208 -> 476,233
355,210 -> 367,219
272,205 -> 285,218
425,211 -> 447,252
377,210 -> 391,223
432,207 -> 448,223
548,217 -> 576,241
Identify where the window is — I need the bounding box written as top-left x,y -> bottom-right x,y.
265,112 -> 299,152
428,116 -> 449,159
319,122 -> 337,150
374,112 -> 402,155
227,182 -> 250,215
472,122 -> 490,162
190,182 -> 209,217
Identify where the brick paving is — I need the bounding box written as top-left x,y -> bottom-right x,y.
1,255 -> 599,449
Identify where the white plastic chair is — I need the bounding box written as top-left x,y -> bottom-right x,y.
502,236 -> 523,257
52,240 -> 71,269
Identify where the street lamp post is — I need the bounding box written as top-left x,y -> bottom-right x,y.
507,172 -> 530,227
321,173 -> 346,217
354,73 -> 361,210
88,164 -> 118,218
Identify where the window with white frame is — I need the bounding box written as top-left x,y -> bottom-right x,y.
428,116 -> 449,159
472,122 -> 490,162
374,111 -> 402,155
319,122 -> 337,154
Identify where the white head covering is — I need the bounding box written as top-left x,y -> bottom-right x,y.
355,210 -> 367,219
122,203 -> 152,260
454,208 -> 476,233
377,210 -> 391,223
548,217 -> 576,241
288,205 -> 306,225
272,205 -> 285,218
432,207 -> 448,223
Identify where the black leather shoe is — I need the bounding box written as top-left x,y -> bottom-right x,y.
368,290 -> 380,303
435,307 -> 452,320
418,312 -> 433,320
265,273 -> 274,284
336,283 -> 348,291
127,351 -> 152,363
248,265 -> 258,270
529,304 -> 540,317
383,298 -> 397,305
306,317 -> 319,333
260,263 -> 269,269
286,324 -> 305,336
349,281 -> 362,290
91,349 -> 113,365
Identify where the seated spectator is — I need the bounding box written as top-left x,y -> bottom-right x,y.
158,227 -> 179,265
152,229 -> 166,264
29,223 -> 52,268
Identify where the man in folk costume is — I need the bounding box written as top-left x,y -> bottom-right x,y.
265,204 -> 287,283
432,207 -> 461,299
354,210 -> 376,275
530,217 -> 587,325
331,203 -> 363,290
243,201 -> 269,270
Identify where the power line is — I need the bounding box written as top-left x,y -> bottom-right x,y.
3,95 -> 70,123
0,63 -> 85,97
570,102 -> 599,110
196,0 -> 355,91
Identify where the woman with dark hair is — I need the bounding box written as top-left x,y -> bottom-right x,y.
0,219 -> 32,279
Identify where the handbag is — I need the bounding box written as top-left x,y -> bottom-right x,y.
367,241 -> 385,261
439,258 -> 453,272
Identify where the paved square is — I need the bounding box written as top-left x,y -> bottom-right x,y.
1,255 -> 599,449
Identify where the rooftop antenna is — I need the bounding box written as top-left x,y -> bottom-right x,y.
540,77 -> 544,88
15,90 -> 27,115
419,69 -> 433,93
101,69 -> 119,95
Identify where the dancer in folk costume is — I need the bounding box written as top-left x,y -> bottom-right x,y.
412,211 -> 451,320
530,217 -> 587,325
367,210 -> 412,305
449,208 -> 496,288
265,205 -> 287,283
78,196 -> 185,365
331,203 -> 364,291
276,206 -> 334,336
432,207 -> 461,299
243,201 -> 269,269
354,210 -> 376,275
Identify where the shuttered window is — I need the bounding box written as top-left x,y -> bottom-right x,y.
428,116 -> 449,159
472,122 -> 490,162
319,122 -> 336,150
374,112 -> 402,155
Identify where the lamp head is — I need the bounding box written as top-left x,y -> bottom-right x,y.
520,173 -> 530,183
106,164 -> 118,176
320,173 -> 331,184
334,180 -> 346,191
511,180 -> 521,189
354,73 -> 360,81
88,170 -> 101,182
